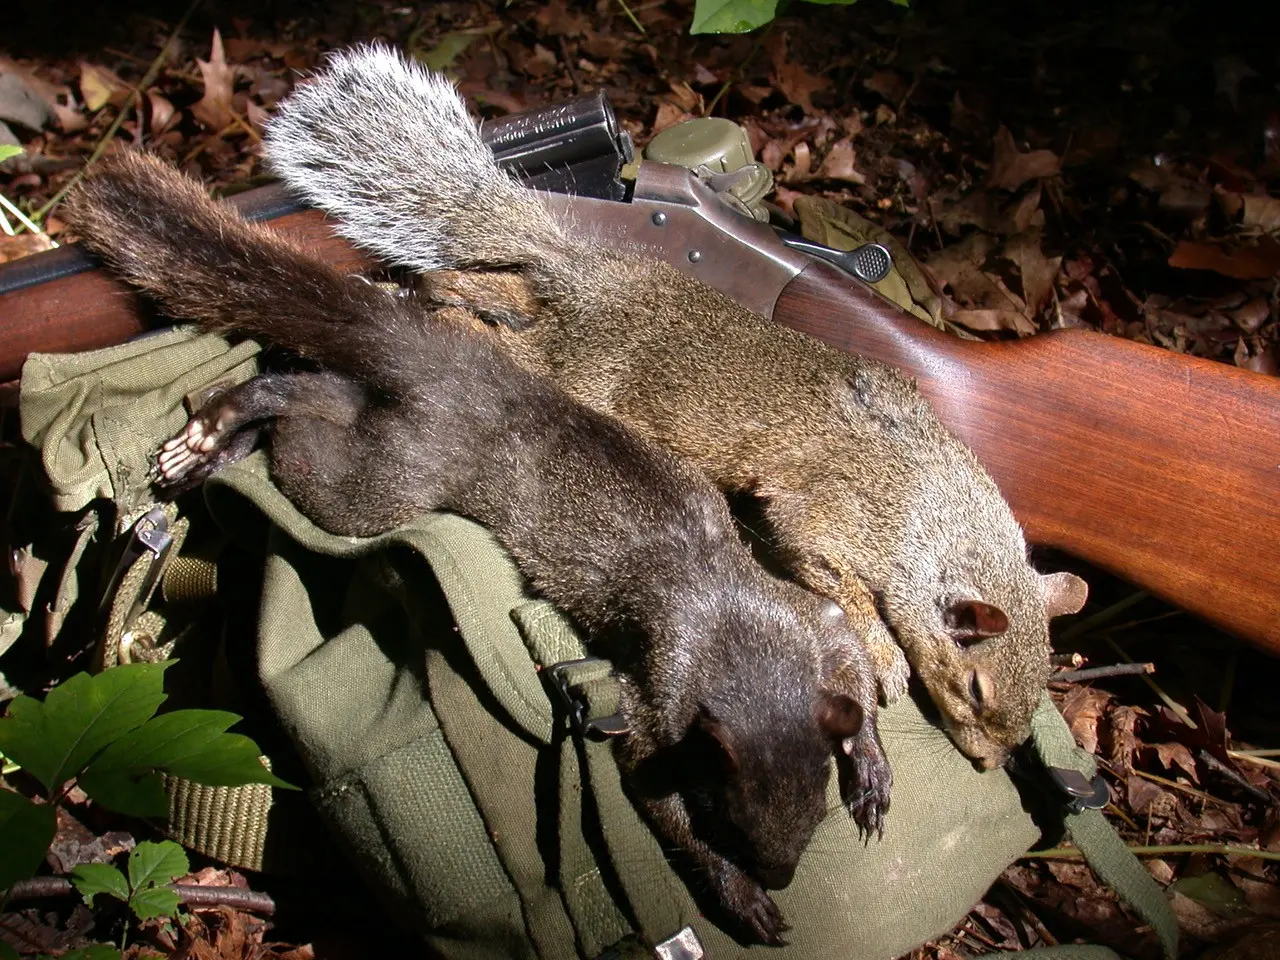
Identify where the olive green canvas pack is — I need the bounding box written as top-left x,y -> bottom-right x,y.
14,327 -> 1177,960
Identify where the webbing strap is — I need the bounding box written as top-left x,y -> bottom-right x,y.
162,767 -> 273,872
1029,697 -> 1178,960
520,614 -> 694,956
1000,947 -> 1123,960
95,504 -> 274,872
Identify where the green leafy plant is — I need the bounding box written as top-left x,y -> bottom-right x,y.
0,145 -> 23,164
0,944 -> 115,960
72,840 -> 189,923
690,0 -> 908,35
0,661 -> 293,891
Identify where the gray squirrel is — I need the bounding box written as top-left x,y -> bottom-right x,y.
263,45 -> 1090,770
65,151 -> 890,946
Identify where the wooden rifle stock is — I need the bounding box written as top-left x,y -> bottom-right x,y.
777,261 -> 1280,652
0,187 -> 372,381
2,194 -> 1278,652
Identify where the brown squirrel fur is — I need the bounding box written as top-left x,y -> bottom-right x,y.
264,45 -> 1089,770
65,151 -> 892,946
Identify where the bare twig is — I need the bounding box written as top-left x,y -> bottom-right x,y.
0,193 -> 56,246
614,0 -> 646,33
1229,750 -> 1280,773
1052,662 -> 1155,683
5,877 -> 276,914
558,36 -> 582,95
1026,844 -> 1280,862
1100,634 -> 1196,729
1199,749 -> 1272,804
1057,589 -> 1148,643
1130,767 -> 1224,806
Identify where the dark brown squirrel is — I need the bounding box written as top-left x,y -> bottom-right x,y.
264,45 -> 1091,771
65,151 -> 891,946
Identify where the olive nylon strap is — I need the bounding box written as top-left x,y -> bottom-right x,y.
1028,696 -> 1178,960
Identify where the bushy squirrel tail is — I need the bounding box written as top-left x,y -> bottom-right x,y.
265,44 -> 569,273
66,150 -> 427,392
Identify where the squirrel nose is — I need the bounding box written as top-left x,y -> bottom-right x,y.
753,863 -> 797,890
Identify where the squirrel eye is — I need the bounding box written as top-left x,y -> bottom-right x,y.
968,670 -> 986,710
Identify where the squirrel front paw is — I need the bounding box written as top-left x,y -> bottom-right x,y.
717,870 -> 790,947
838,728 -> 893,841
868,633 -> 911,705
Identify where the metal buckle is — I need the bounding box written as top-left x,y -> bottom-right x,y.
1048,766 -> 1111,814
98,506 -> 174,625
543,657 -> 629,740
654,925 -> 705,960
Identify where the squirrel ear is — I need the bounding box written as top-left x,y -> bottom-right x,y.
944,599 -> 1009,645
1041,571 -> 1088,618
816,692 -> 864,741
690,707 -> 740,777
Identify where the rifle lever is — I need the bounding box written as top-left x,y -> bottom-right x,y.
780,235 -> 894,285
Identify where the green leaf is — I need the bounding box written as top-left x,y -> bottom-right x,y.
0,790 -> 57,890
127,885 -> 183,922
418,31 -> 479,72
75,768 -> 170,819
69,862 -> 130,906
0,145 -> 23,163
127,840 -> 188,893
1170,872 -> 1251,918
55,947 -> 123,960
0,663 -> 169,793
82,710 -> 294,791
0,938 -> 18,960
691,0 -> 780,33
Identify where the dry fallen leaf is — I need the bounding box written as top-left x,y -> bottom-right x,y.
951,308 -> 1037,336
667,79 -> 702,114
1169,239 -> 1280,280
1107,704 -> 1144,776
1126,775 -> 1174,816
193,28 -> 237,132
0,231 -> 56,264
767,35 -> 829,114
863,69 -> 908,103
1151,741 -> 1200,783
0,55 -> 85,132
1232,298 -> 1271,333
145,90 -> 178,136
652,101 -> 692,135
1003,229 -> 1062,313
1240,194 -> 1280,233
78,62 -> 130,112
1059,685 -> 1113,754
988,125 -> 1061,191
816,138 -> 864,184
535,0 -> 590,37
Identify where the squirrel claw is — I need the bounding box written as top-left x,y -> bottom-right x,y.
838,731 -> 893,840
720,871 -> 788,946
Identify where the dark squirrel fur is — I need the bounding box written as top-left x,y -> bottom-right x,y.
264,45 -> 1090,770
65,151 -> 892,946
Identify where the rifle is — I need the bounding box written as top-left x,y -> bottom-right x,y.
2,93 -> 1279,654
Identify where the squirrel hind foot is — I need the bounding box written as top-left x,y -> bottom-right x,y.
154,374 -> 300,495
